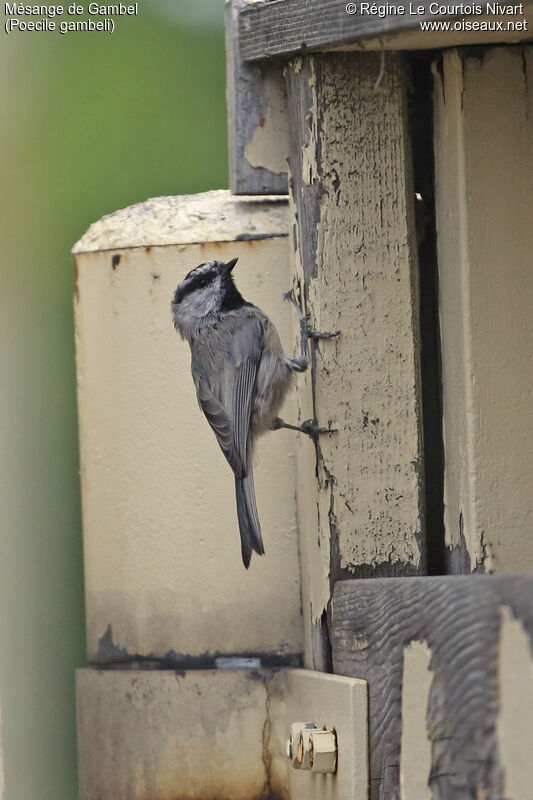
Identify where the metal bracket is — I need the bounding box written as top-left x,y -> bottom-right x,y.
76,667 -> 368,800
274,668 -> 368,800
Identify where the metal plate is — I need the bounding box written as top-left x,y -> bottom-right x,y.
76,667 -> 367,800
273,668 -> 368,800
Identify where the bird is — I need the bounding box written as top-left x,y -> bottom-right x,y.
171,257 -> 337,568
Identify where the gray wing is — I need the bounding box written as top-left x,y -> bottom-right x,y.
193,313 -> 264,479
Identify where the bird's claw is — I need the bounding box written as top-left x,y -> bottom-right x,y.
272,417 -> 337,438
283,289 -> 340,341
309,329 -> 340,340
299,419 -> 338,439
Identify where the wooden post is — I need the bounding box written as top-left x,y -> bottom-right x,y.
285,53 -> 425,668
226,0 -> 288,195
433,46 -> 533,574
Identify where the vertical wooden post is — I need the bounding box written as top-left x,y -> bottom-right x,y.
434,46 -> 533,574
285,53 -> 425,667
226,0 -> 288,194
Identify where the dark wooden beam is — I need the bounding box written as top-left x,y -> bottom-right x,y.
240,0 -> 448,60
239,0 -> 533,61
332,575 -> 533,799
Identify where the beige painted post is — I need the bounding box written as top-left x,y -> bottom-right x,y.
434,46 -> 533,573
285,53 -> 425,667
73,190 -> 303,664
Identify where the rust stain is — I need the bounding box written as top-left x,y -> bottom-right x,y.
145,246 -> 152,253
199,241 -> 226,251
259,116 -> 266,128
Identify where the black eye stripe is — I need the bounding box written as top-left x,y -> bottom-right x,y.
175,267 -> 217,303
188,269 -> 216,291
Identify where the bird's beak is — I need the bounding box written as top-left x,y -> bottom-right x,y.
224,257 -> 238,274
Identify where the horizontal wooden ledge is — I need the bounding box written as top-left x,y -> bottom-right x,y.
239,0 -> 533,59
331,573 -> 533,800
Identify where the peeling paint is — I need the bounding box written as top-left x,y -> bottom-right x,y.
288,53 -> 424,609
244,72 -> 289,175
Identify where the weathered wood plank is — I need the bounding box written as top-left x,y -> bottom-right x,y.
332,575 -> 533,800
239,0 -> 533,61
285,52 -> 425,666
226,0 -> 288,194
433,46 -> 533,574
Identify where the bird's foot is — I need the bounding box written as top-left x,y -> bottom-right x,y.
272,417 -> 337,439
283,289 -> 340,347
308,329 -> 340,340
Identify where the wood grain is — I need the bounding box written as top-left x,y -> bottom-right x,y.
332,575 -> 533,799
286,53 -> 425,586
239,0 -> 451,61
226,0 -> 288,195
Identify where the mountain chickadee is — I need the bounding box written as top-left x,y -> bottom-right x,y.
171,257 -> 337,568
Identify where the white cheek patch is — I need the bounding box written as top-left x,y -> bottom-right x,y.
182,276 -> 221,318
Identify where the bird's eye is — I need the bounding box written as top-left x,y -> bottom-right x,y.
199,278 -> 207,288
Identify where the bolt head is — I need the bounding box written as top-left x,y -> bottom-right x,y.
309,729 -> 337,773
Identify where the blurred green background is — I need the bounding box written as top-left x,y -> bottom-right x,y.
0,3 -> 227,798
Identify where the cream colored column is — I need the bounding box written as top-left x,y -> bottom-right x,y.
73,190 -> 303,663
285,53 -> 425,668
434,47 -> 533,573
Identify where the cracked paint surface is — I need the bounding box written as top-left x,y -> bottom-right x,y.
287,53 -> 424,639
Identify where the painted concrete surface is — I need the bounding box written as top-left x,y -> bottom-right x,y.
76,669 -> 277,800
77,667 -> 368,800
74,191 -> 303,663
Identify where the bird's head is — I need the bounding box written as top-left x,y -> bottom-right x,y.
171,258 -> 245,337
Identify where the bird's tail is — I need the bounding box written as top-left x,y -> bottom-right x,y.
235,466 -> 264,568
